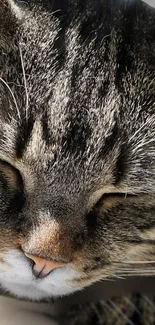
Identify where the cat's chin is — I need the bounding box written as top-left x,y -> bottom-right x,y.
0,250 -> 82,301
1,282 -> 57,301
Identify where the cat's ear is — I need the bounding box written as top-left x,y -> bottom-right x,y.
7,0 -> 26,20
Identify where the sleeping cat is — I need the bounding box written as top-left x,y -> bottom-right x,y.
0,0 -> 155,315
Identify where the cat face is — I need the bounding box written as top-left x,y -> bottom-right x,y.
0,0 -> 155,301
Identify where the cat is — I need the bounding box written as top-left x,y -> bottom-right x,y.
0,0 -> 155,319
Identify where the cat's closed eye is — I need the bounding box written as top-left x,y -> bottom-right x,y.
0,161 -> 19,188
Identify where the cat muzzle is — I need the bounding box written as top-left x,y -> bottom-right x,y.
25,253 -> 66,279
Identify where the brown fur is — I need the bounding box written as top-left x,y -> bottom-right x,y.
0,0 -> 155,310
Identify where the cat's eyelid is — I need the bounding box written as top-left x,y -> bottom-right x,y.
88,186 -> 117,208
0,160 -> 16,182
88,186 -> 137,209
0,160 -> 22,189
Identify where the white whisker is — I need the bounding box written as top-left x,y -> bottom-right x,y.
19,44 -> 29,120
116,269 -> 155,277
117,273 -> 155,277
0,77 -> 21,119
117,269 -> 155,273
114,260 -> 155,265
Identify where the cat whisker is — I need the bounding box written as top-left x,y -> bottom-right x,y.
117,269 -> 155,273
117,267 -> 155,270
113,260 -> 155,265
116,267 -> 155,277
113,260 -> 155,277
0,77 -> 21,119
4,81 -> 25,89
19,44 -> 29,120
116,272 -> 155,277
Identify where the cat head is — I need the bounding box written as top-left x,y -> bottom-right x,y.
0,0 -> 155,301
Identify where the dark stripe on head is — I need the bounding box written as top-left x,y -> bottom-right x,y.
97,122 -> 129,183
51,19 -> 67,73
86,209 -> 98,235
97,122 -> 120,160
61,109 -> 91,158
15,115 -> 34,158
114,141 -> 129,183
115,2 -> 140,90
41,110 -> 51,146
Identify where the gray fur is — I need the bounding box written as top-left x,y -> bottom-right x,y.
0,0 -> 155,309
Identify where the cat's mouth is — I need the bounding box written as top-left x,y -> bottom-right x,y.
0,249 -> 83,301
0,249 -> 113,301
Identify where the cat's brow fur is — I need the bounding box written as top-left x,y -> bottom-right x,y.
0,0 -> 155,302
1,0 -> 155,196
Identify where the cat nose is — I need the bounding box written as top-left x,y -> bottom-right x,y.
25,253 -> 66,279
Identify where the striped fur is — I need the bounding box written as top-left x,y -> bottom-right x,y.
0,0 -> 155,311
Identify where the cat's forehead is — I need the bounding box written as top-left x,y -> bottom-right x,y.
0,0 -> 155,197
16,117 -> 119,195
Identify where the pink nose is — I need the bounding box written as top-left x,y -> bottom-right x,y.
25,253 -> 65,278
